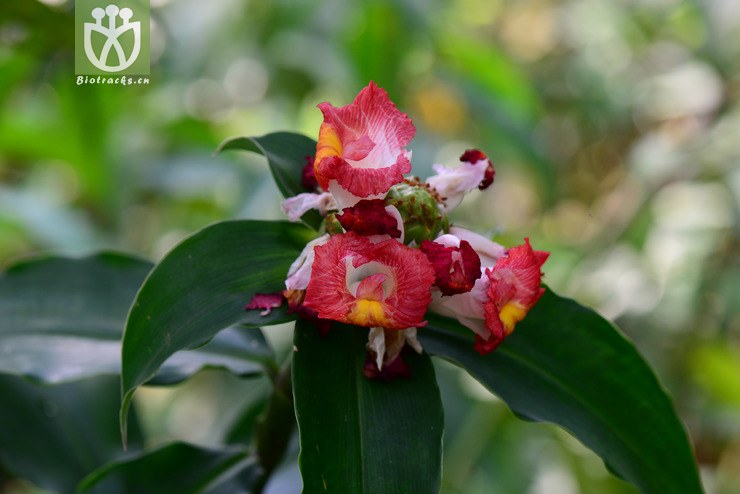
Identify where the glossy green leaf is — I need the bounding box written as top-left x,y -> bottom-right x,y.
216,132 -> 321,229
293,321 -> 444,494
150,326 -> 274,385
0,254 -> 274,385
121,220 -> 313,436
420,288 -> 703,494
0,375 -> 144,494
76,442 -> 258,494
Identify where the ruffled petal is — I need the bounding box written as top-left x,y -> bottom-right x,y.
313,82 -> 415,198
319,153 -> 412,198
303,232 -> 435,329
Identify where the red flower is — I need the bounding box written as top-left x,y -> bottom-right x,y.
303,232 -> 435,329
313,82 -> 415,207
475,239 -> 549,354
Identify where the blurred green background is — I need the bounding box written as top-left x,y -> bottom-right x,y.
1,0 -> 739,493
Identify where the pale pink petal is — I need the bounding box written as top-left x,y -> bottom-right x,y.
281,192 -> 336,222
426,159 -> 489,211
384,205 -> 405,244
285,234 -> 330,291
428,277 -> 490,339
367,327 -> 386,370
366,327 -> 423,371
402,327 -> 423,354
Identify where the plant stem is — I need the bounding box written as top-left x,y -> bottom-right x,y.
252,359 -> 294,493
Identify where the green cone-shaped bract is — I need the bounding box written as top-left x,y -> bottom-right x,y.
385,180 -> 449,245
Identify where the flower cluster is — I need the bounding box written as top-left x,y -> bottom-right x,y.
249,82 -> 548,378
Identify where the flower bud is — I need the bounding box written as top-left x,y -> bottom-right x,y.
384,180 -> 449,245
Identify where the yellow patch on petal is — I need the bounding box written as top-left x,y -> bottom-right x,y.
315,123 -> 342,162
314,122 -> 343,189
348,299 -> 389,327
499,302 -> 528,335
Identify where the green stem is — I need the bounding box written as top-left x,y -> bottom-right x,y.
252,359 -> 295,493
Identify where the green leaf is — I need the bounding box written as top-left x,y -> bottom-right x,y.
121,220 -> 313,437
0,254 -> 274,385
149,326 -> 274,385
76,442 -> 258,494
292,321 -> 444,494
0,253 -> 149,383
216,132 -> 321,229
0,375 -> 144,494
420,288 -> 703,494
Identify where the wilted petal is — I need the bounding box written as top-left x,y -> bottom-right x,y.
448,227 -> 506,267
337,199 -> 402,239
420,238 -> 481,295
365,327 -> 423,379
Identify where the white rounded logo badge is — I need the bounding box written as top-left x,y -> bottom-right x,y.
83,4 -> 141,72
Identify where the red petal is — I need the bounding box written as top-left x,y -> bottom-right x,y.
343,135 -> 375,161
420,239 -> 481,296
245,292 -> 284,316
355,273 -> 387,301
473,332 -> 505,354
319,154 -> 412,197
336,199 -> 402,238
